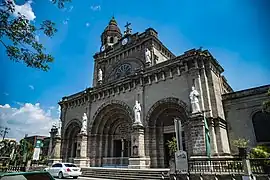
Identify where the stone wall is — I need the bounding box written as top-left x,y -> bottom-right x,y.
222,85 -> 270,154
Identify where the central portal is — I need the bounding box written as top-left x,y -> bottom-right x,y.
89,101 -> 133,167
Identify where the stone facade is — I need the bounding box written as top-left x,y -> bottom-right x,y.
222,85 -> 270,154
57,17 -> 269,168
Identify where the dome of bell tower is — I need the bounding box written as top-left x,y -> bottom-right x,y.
101,17 -> 122,46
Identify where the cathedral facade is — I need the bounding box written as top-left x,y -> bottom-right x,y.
57,17 -> 269,168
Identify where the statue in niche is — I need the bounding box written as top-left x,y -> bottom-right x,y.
189,86 -> 201,113
80,113 -> 88,135
98,68 -> 103,82
145,48 -> 151,64
133,100 -> 142,125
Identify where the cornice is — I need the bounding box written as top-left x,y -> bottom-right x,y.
222,84 -> 270,101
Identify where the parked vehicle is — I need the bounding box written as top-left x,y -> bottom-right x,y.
44,163 -> 82,179
0,171 -> 55,180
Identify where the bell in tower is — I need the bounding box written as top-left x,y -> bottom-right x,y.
101,17 -> 122,51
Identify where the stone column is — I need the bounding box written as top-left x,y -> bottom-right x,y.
104,135 -> 109,165
110,136 -> 114,165
121,138 -> 124,157
151,127 -> 158,167
48,127 -> 62,165
128,124 -> 150,169
74,133 -> 90,167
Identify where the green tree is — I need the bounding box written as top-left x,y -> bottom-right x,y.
263,88 -> 270,113
167,137 -> 177,157
0,0 -> 70,71
0,139 -> 16,158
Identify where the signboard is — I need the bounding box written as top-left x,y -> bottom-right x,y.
35,140 -> 42,148
32,148 -> 41,160
175,150 -> 188,173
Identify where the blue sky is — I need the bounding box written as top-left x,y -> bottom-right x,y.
0,0 -> 269,140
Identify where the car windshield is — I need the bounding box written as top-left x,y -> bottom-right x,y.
64,164 -> 77,167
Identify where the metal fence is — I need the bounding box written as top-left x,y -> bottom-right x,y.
0,165 -> 26,172
250,158 -> 270,174
188,158 -> 270,175
188,157 -> 243,174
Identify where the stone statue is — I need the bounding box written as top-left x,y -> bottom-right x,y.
98,68 -> 103,82
57,120 -> 62,136
189,86 -> 201,113
133,100 -> 142,125
145,48 -> 151,64
52,122 -> 57,129
80,113 -> 88,135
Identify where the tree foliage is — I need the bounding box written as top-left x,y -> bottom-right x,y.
0,139 -> 35,166
0,139 -> 16,158
0,0 -> 70,71
167,137 -> 177,156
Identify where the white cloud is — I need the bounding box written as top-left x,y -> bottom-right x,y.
86,22 -> 90,27
68,5 -> 73,12
63,18 -> 69,25
90,5 -> 101,11
0,103 -> 58,141
0,104 -> 11,109
28,85 -> 34,90
49,106 -> 55,110
11,0 -> 36,21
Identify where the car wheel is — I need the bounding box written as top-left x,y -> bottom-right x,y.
58,172 -> 63,179
73,177 -> 78,179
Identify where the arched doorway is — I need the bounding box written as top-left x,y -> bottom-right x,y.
62,120 -> 81,162
146,97 -> 189,168
252,111 -> 270,143
89,101 -> 133,167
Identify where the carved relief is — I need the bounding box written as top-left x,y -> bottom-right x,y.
105,58 -> 144,82
115,123 -> 132,139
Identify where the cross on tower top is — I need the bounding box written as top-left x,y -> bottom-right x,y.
124,22 -> 132,35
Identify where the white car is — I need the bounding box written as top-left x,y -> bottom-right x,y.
44,162 -> 82,179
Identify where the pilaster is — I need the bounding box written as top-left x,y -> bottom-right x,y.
215,120 -> 231,155
209,119 -> 218,156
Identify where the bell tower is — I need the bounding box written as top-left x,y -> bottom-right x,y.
100,17 -> 122,51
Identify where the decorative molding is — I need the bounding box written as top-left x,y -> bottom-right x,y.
63,118 -> 82,136
145,97 -> 189,127
61,49 -> 229,106
89,100 -> 134,133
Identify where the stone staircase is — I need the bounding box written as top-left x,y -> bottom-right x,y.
81,167 -> 170,180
